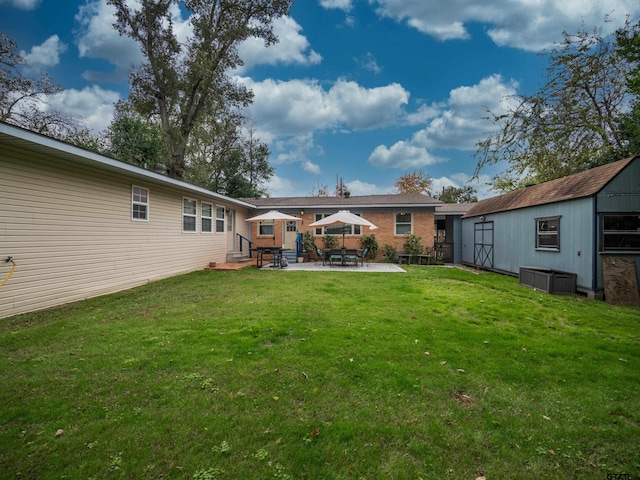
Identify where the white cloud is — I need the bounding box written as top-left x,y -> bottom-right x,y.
346,179 -> 393,195
431,172 -> 495,200
21,35 -> 67,68
372,0 -> 640,51
237,16 -> 322,71
356,52 -> 382,74
413,74 -> 519,151
46,86 -> 120,132
75,0 -> 143,81
369,74 -> 518,170
319,0 -> 353,11
0,0 -> 39,10
368,140 -> 443,169
239,77 -> 409,139
264,174 -> 299,197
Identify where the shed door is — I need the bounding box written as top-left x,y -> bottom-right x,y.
474,221 -> 494,268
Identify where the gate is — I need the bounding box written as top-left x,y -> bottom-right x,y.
474,221 -> 494,268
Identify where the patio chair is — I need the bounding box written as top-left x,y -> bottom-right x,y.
329,249 -> 343,266
360,247 -> 369,267
316,248 -> 325,265
344,249 -> 359,267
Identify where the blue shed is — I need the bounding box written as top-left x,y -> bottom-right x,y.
461,157 -> 640,303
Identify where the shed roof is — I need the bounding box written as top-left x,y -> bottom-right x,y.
243,193 -> 443,210
463,157 -> 637,218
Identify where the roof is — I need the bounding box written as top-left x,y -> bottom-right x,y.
435,203 -> 475,215
463,157 -> 637,218
0,121 -> 255,209
243,193 -> 443,210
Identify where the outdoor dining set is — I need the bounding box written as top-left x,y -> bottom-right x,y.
318,248 -> 369,267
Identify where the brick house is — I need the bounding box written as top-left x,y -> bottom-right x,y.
244,194 -> 443,259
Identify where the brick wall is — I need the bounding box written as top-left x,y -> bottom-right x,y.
295,210 -> 436,260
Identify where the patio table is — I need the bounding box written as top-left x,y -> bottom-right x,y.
252,247 -> 283,268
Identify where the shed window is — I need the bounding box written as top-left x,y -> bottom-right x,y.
215,206 -> 225,233
395,213 -> 412,235
602,214 -> 640,251
201,202 -> 213,233
183,198 -> 197,232
132,186 -> 149,221
536,216 -> 560,250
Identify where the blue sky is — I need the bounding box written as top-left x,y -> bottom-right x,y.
1,0 -> 638,198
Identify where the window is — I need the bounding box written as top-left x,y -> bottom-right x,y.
259,221 -> 274,236
201,202 -> 213,233
395,213 -> 412,235
183,198 -> 197,232
602,214 -> 640,251
536,216 -> 560,250
132,186 -> 149,221
314,213 -> 361,236
215,206 -> 225,233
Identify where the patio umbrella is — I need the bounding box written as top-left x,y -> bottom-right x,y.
246,210 -> 300,245
309,210 -> 378,247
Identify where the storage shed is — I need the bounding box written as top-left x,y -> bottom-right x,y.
461,157 -> 640,304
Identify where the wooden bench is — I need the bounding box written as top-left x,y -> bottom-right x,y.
397,253 -> 432,265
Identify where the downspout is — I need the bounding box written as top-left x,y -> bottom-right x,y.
591,195 -> 598,295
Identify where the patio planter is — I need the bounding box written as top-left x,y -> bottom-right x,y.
519,267 -> 576,295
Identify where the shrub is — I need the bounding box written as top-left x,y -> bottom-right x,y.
301,231 -> 317,256
382,244 -> 397,263
404,233 -> 424,260
322,235 -> 338,249
360,234 -> 379,260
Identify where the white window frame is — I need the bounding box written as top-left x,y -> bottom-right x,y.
535,216 -> 560,251
259,221 -> 274,236
201,202 -> 213,233
131,185 -> 149,221
313,213 -> 361,236
215,206 -> 225,234
395,212 -> 413,235
182,197 -> 197,233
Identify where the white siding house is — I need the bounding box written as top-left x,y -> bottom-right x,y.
0,123 -> 253,319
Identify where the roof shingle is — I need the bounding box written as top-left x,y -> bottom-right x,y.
463,157 -> 637,218
242,193 -> 442,209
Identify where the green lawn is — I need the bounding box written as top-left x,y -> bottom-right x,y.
0,266 -> 638,479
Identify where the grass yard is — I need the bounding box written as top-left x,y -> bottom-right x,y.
0,266 -> 638,479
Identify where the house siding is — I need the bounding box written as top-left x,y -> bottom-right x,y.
462,198 -> 595,291
0,145 -> 247,319
595,159 -> 640,291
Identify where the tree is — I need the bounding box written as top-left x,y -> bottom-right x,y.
474,20 -> 638,192
393,170 -> 433,195
0,33 -> 78,137
108,0 -> 292,179
185,115 -> 273,197
434,185 -> 478,203
107,101 -> 168,169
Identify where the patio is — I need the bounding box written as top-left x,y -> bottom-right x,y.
260,261 -> 406,272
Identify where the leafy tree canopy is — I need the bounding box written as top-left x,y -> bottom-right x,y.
108,0 -> 292,180
0,33 -> 78,137
474,18 -> 640,192
393,170 -> 433,195
434,185 -> 478,203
